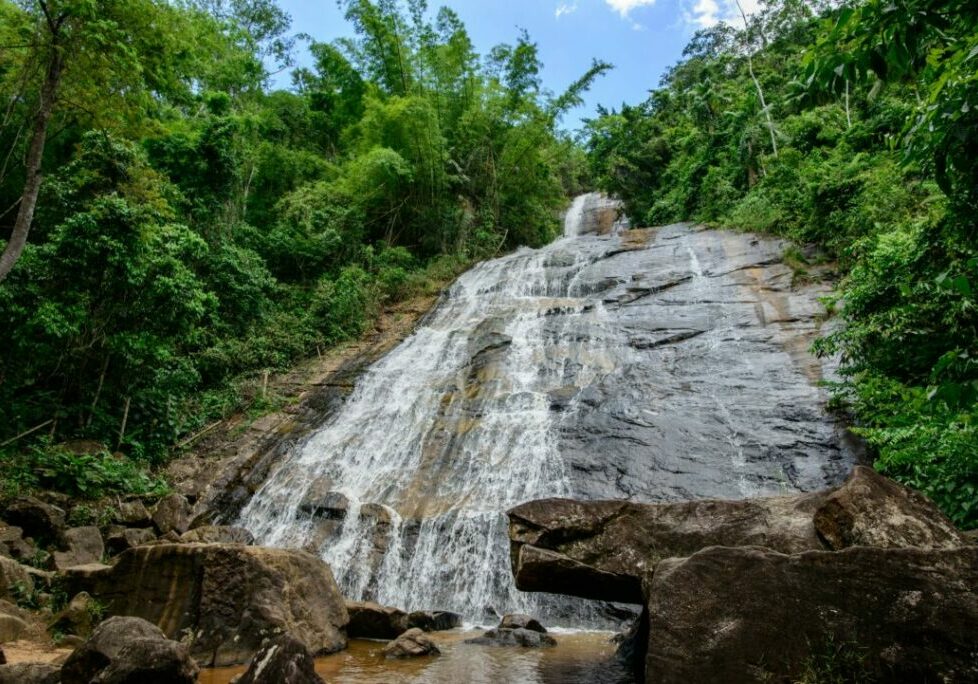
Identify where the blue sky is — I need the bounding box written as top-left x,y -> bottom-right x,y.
273,0 -> 752,131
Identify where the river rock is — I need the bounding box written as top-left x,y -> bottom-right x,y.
0,663 -> 60,684
0,557 -> 31,602
465,628 -> 557,648
407,610 -> 462,632
151,494 -> 191,535
346,600 -> 408,639
498,614 -> 546,633
508,467 -> 966,603
113,501 -> 152,527
383,628 -> 440,658
106,528 -> 156,555
644,545 -> 978,684
234,634 -> 325,684
3,497 -> 65,544
53,526 -> 104,570
66,543 -> 348,666
61,615 -> 197,684
50,591 -> 100,638
179,525 -> 255,545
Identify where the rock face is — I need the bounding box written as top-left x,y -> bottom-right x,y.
383,628 -> 440,658
61,615 -> 197,684
465,628 -> 557,648
508,467 -> 966,603
235,635 -> 325,684
345,601 -> 408,639
53,526 -> 104,570
644,546 -> 978,684
67,543 -> 348,666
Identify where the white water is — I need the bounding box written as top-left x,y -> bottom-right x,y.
239,197 -> 627,623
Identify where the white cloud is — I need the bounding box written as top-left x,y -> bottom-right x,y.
555,2 -> 579,19
604,0 -> 657,19
685,0 -> 760,29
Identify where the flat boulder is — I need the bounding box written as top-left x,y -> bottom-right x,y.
465,628 -> 556,648
235,635 -> 325,684
53,526 -> 104,571
346,601 -> 408,639
179,525 -> 254,545
383,628 -> 440,658
68,543 -> 348,666
61,615 -> 197,684
645,546 -> 978,684
508,467 -> 966,603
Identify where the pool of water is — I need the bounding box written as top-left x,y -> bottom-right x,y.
199,631 -> 635,684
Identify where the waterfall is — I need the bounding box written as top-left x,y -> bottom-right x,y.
238,195 -> 854,625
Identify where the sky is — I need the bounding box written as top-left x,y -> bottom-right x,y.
272,0 -> 756,131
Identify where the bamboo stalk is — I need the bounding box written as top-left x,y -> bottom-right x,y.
0,419 -> 54,448
174,420 -> 222,450
117,397 -> 130,449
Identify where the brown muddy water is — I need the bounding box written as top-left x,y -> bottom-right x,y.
199,630 -> 634,684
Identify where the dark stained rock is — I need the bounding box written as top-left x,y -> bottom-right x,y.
66,543 -> 348,667
813,466 -> 967,549
105,528 -> 156,556
346,601 -> 408,639
178,525 -> 254,545
498,614 -> 546,633
465,628 -> 557,648
61,614 -> 197,684
151,494 -> 191,535
508,467 -> 967,604
234,635 -> 325,684
53,526 -> 104,571
3,497 -> 65,545
383,628 -> 440,658
0,645 -> 4,665
0,556 -> 32,602
407,610 -> 462,632
50,591 -> 100,638
0,662 -> 60,684
113,501 -> 152,528
644,546 -> 978,684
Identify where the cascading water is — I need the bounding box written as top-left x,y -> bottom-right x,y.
238,194 -> 855,625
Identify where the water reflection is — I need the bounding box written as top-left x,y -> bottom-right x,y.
200,631 -> 635,684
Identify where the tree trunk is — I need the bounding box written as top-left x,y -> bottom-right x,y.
0,40 -> 63,282
735,0 -> 778,158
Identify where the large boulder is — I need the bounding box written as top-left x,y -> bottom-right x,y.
407,610 -> 462,632
113,501 -> 152,528
498,614 -> 546,633
508,467 -> 967,603
345,601 -> 408,639
3,497 -> 65,545
0,663 -> 61,684
50,591 -> 100,638
67,543 -> 348,666
61,615 -> 197,684
53,526 -> 104,570
234,635 -> 325,684
644,546 -> 978,684
105,528 -> 156,556
0,557 -> 32,602
383,628 -> 440,658
151,494 -> 191,535
178,525 -> 254,545
464,628 -> 556,648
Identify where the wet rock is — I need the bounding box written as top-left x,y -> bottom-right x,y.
151,494 -> 191,535
644,546 -> 978,684
53,526 -> 104,571
508,467 -> 966,604
234,634 -> 325,684
3,497 -> 65,545
383,628 -> 440,658
66,543 -> 348,667
813,466 -> 967,549
0,612 -> 27,643
105,528 -> 156,556
346,600 -> 408,639
407,610 -> 462,632
61,615 -> 197,684
0,556 -> 32,602
498,614 -> 546,633
298,482 -> 349,520
0,663 -> 60,684
465,628 -> 556,648
113,501 -> 152,528
50,591 -> 100,638
179,525 -> 255,545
